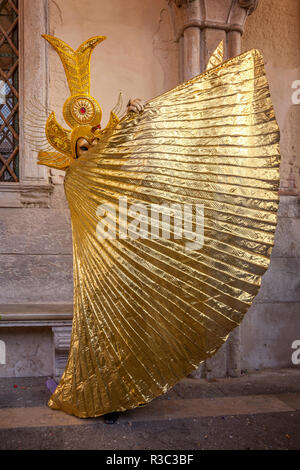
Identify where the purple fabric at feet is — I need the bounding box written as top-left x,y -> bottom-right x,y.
46,378 -> 58,394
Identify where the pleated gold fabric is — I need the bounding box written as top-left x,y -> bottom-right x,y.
48,49 -> 280,418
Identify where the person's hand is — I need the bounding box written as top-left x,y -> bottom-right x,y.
127,98 -> 145,114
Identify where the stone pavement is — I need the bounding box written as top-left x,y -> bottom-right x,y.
0,368 -> 299,450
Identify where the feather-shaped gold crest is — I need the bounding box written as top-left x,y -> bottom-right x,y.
42,35 -> 106,96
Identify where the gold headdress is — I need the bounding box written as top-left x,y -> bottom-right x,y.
37,35 -> 121,170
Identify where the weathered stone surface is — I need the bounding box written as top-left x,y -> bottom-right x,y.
240,302 -> 300,370
255,257 -> 300,303
205,343 -> 227,379
20,0 -> 49,183
277,196 -> 300,219
242,0 -> 300,194
0,327 -> 53,377
0,209 -> 72,255
0,183 -> 53,209
272,218 -> 300,258
280,106 -> 300,194
0,255 -> 73,304
205,0 -> 233,22
153,8 -> 180,91
227,327 -> 242,378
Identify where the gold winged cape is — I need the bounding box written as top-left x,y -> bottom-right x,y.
46,48 -> 280,418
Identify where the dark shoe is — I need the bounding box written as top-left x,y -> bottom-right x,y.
103,412 -> 119,424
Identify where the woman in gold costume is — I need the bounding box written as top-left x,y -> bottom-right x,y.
36,35 -> 280,420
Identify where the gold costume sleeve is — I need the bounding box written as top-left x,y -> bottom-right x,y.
48,49 -> 280,418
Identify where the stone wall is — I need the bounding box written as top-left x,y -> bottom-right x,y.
242,0 -> 300,193
240,0 -> 300,371
0,0 -> 299,377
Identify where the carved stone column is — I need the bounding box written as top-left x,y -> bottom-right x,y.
168,0 -> 259,378
52,326 -> 72,381
168,0 -> 259,78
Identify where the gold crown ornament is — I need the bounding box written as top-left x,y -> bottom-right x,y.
37,35 -> 122,170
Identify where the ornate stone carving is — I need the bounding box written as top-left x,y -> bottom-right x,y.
174,0 -> 196,6
173,0 -> 259,14
168,0 -> 260,77
52,326 -> 71,380
238,0 -> 259,15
